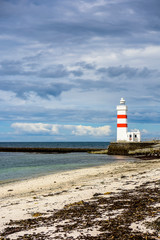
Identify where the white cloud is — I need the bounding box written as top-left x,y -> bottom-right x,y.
11,123 -> 111,136
11,123 -> 59,134
123,46 -> 160,58
71,125 -> 111,136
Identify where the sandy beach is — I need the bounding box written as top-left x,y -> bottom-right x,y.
0,158 -> 160,239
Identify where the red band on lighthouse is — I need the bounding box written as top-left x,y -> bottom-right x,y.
117,124 -> 128,128
117,115 -> 127,119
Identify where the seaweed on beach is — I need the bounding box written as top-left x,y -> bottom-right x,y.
1,180 -> 159,240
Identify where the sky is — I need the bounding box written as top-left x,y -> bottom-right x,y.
0,0 -> 160,142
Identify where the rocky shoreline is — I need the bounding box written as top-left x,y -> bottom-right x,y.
92,141 -> 160,160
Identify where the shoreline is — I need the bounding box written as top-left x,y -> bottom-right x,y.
0,158 -> 159,239
0,158 -> 135,198
0,154 -> 135,187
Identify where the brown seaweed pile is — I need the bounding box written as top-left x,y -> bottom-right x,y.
0,180 -> 159,240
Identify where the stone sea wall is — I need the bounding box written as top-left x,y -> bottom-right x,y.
107,141 -> 160,159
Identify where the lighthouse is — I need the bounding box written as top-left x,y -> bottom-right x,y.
117,98 -> 141,142
117,98 -> 128,141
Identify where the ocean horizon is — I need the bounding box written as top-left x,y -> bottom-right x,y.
0,141 -> 109,148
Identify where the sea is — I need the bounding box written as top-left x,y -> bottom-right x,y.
0,142 -> 134,184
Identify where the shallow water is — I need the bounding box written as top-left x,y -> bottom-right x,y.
0,142 -> 134,183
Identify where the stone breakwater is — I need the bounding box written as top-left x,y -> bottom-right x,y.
0,142 -> 159,159
107,141 -> 160,159
0,147 -> 105,154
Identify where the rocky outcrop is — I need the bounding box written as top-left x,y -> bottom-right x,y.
107,142 -> 159,157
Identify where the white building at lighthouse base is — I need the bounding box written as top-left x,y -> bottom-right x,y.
127,130 -> 141,142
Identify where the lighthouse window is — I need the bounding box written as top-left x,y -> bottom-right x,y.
129,134 -> 132,138
135,135 -> 137,138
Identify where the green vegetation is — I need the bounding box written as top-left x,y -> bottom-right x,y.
89,149 -> 108,154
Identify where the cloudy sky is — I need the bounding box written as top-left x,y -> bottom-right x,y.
0,0 -> 160,142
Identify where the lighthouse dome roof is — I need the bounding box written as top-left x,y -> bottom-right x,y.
120,98 -> 125,104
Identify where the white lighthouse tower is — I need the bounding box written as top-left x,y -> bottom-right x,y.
117,98 -> 128,142
117,98 -> 141,142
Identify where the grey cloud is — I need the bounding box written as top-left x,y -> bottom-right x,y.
0,79 -> 73,99
39,65 -> 69,78
0,104 -> 115,123
76,79 -> 127,92
131,0 -> 160,30
145,84 -> 160,102
0,61 -> 77,78
70,70 -> 83,77
129,111 -> 160,124
75,62 -> 95,70
0,60 -> 36,76
0,64 -> 159,99
0,77 -> 125,100
96,66 -> 157,79
1,0 -> 159,47
22,53 -> 45,63
0,60 -> 23,76
35,83 -> 73,98
40,20 -> 130,39
1,102 -> 160,125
